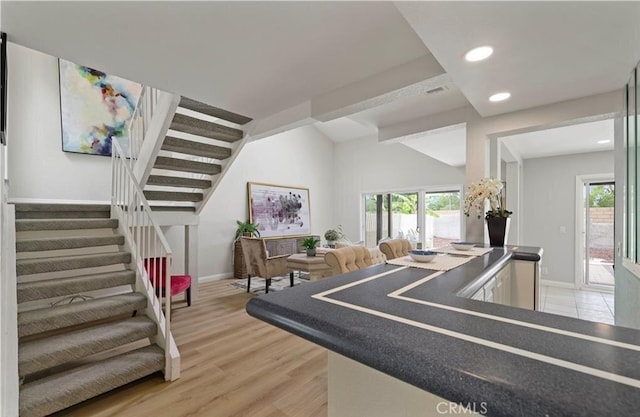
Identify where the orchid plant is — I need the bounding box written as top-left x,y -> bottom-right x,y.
464,178 -> 512,220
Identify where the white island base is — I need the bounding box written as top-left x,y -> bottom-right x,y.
328,352 -> 485,417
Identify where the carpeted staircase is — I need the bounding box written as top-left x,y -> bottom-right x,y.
144,96 -> 252,212
15,203 -> 164,417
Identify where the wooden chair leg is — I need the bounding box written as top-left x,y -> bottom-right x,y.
290,272 -> 294,287
186,287 -> 192,306
265,278 -> 271,294
247,275 -> 251,293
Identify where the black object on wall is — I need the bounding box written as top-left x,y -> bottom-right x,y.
0,32 -> 6,145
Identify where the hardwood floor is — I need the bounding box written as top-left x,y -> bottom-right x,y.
55,280 -> 328,417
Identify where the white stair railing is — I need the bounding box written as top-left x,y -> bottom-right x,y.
128,86 -> 160,163
111,139 -> 180,380
130,88 -> 181,185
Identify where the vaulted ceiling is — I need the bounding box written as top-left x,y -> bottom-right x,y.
3,1 -> 640,148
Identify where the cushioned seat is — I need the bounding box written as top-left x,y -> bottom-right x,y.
144,257 -> 192,306
379,238 -> 411,260
368,247 -> 386,265
240,237 -> 290,293
167,275 -> 191,296
324,246 -> 386,276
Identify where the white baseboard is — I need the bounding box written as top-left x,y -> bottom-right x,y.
540,279 -> 577,289
199,272 -> 234,283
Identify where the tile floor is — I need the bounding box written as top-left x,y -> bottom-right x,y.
541,285 -> 615,324
588,262 -> 615,286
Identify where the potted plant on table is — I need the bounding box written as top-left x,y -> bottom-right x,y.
324,227 -> 343,248
301,237 -> 320,257
233,220 -> 260,279
464,178 -> 512,246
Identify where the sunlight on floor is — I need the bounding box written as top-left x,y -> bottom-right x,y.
588,261 -> 614,286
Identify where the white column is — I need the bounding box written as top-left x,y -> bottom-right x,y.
506,161 -> 521,244
489,137 -> 501,179
465,122 -> 489,244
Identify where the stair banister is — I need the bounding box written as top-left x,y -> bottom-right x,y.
111,139 -> 180,381
130,88 -> 180,186
127,86 -> 145,163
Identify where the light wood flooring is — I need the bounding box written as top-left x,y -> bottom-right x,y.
54,279 -> 328,417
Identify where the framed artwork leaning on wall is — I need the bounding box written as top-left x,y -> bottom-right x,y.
247,182 -> 311,238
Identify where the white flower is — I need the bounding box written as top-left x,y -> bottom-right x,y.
464,177 -> 510,219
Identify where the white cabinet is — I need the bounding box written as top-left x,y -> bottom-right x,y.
471,289 -> 484,301
483,277 -> 496,303
494,264 -> 511,306
511,260 -> 537,310
470,261 -> 538,310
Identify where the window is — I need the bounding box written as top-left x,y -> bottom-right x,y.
364,192 -> 418,247
364,194 -> 388,247
424,190 -> 462,248
363,187 -> 462,249
623,62 -> 640,276
627,67 -> 637,261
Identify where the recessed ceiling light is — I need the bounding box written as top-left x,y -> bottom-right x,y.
489,92 -> 511,102
597,139 -> 611,144
465,46 -> 494,62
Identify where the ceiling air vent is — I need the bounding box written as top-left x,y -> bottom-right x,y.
426,86 -> 448,95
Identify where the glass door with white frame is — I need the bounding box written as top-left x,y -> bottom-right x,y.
583,181 -> 615,288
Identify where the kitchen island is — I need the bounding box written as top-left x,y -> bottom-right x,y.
246,246 -> 640,417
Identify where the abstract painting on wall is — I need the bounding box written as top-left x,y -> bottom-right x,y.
248,182 -> 311,238
59,59 -> 141,157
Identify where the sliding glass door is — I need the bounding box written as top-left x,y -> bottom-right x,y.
364,194 -> 388,247
424,190 -> 462,248
363,188 -> 461,248
364,192 -> 418,247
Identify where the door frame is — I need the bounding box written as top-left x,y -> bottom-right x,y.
574,173 -> 615,290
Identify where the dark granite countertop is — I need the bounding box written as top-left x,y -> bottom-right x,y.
246,246 -> 640,417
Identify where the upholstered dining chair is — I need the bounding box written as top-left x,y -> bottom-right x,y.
379,238 -> 412,260
324,246 -> 385,276
144,257 -> 192,306
240,237 -> 291,293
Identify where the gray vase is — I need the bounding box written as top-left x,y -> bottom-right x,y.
306,248 -> 316,257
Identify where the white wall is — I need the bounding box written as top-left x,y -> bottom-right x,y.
522,151 -> 614,285
7,43 -> 111,202
197,125 -> 334,280
333,136 -> 465,241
